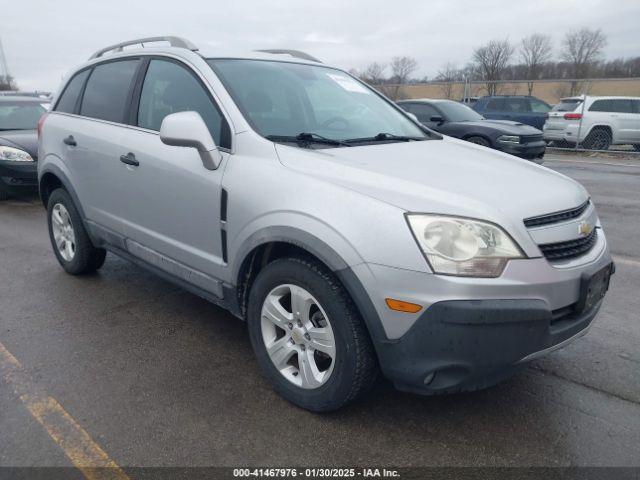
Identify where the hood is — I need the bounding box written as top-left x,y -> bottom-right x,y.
455,119 -> 542,135
275,137 -> 587,230
0,130 -> 38,160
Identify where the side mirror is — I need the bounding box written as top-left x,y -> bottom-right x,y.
430,115 -> 444,125
160,111 -> 222,170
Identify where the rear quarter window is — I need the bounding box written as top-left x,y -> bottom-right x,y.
55,69 -> 90,114
80,59 -> 140,123
551,100 -> 583,112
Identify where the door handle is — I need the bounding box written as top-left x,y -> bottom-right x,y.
119,152 -> 139,167
63,135 -> 77,147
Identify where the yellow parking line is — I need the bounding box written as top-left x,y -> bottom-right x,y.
613,255 -> 640,269
0,341 -> 130,480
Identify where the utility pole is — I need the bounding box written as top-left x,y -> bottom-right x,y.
0,37 -> 11,88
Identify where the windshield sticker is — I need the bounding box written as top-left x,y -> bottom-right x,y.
326,74 -> 370,94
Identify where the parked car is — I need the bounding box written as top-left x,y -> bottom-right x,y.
460,96 -> 479,106
39,36 -> 613,412
0,96 -> 49,200
544,96 -> 640,151
473,95 -> 552,129
398,99 -> 546,162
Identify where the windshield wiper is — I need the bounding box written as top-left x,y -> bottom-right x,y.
266,132 -> 352,147
344,132 -> 426,144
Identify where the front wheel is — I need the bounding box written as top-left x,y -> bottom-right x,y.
47,188 -> 106,275
247,257 -> 378,412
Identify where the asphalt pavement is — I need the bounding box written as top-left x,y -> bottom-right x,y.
0,153 -> 639,474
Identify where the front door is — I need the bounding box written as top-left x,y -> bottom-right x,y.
118,58 -> 232,281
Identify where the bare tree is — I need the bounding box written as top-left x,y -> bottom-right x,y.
520,34 -> 553,95
387,56 -> 418,99
436,62 -> 459,99
0,75 -> 16,91
472,39 -> 514,95
561,28 -> 607,94
361,62 -> 387,85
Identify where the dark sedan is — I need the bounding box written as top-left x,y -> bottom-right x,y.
0,96 -> 48,200
398,99 -> 546,163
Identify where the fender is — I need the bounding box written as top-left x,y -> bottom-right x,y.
38,159 -> 88,222
231,225 -> 358,281
230,225 -> 389,345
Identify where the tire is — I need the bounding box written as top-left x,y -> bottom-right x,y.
582,128 -> 611,150
247,256 -> 378,412
47,188 -> 106,275
466,136 -> 491,147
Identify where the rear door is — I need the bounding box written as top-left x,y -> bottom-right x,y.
527,98 -> 551,130
117,57 -> 232,281
610,99 -> 636,143
65,58 -> 141,235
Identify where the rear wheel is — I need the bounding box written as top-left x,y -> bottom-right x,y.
582,128 -> 611,150
47,188 -> 106,275
466,136 -> 491,148
247,256 -> 377,412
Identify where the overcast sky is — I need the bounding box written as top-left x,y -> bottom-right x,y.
1,0 -> 638,92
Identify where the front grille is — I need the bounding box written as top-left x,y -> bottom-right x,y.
538,228 -> 598,261
524,200 -> 591,228
520,134 -> 543,144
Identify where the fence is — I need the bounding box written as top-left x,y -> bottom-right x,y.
375,78 -> 640,155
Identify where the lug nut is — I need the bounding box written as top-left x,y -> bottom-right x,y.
288,323 -> 293,329
304,333 -> 310,340
300,345 -> 306,351
297,320 -> 302,327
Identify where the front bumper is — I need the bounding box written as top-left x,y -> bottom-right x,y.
0,161 -> 38,195
498,140 -> 546,162
377,297 -> 604,395
350,231 -> 612,395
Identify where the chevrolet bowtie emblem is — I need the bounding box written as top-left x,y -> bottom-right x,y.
578,221 -> 593,237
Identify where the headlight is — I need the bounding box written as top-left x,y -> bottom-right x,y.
0,146 -> 34,162
497,135 -> 520,144
406,214 -> 524,277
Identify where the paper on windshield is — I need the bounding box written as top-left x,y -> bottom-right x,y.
326,73 -> 370,94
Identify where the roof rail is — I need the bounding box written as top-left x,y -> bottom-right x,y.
89,36 -> 198,60
255,49 -> 322,63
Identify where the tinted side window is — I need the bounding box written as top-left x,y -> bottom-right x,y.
55,70 -> 90,114
504,98 -> 530,112
610,99 -> 634,113
590,100 -> 612,112
530,98 -> 551,113
410,103 -> 439,122
137,59 -> 229,148
80,60 -> 140,123
486,98 -> 505,110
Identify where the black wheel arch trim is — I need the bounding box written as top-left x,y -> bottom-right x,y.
39,164 -> 87,219
232,226 -> 389,346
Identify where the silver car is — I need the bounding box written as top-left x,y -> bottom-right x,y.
38,37 -> 613,411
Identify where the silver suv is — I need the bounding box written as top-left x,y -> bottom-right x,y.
38,37 -> 613,411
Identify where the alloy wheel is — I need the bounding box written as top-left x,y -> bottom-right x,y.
260,284 -> 336,389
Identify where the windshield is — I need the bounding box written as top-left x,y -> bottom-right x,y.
0,102 -> 48,130
551,99 -> 583,112
207,59 -> 427,144
437,102 -> 484,122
